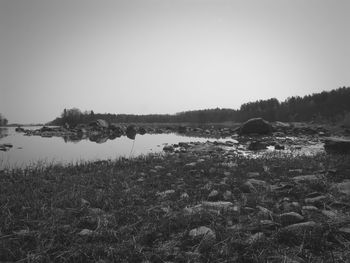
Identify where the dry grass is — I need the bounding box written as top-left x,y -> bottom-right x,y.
1,150 -> 350,262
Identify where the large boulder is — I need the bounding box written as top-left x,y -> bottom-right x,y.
239,118 -> 273,135
15,126 -> 25,132
324,137 -> 350,154
89,119 -> 109,129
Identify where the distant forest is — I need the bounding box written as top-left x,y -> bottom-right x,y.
50,87 -> 350,126
0,114 -> 8,126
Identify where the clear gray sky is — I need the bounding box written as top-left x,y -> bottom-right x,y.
1,0 -> 349,123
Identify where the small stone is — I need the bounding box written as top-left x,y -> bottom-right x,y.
184,162 -> 196,169
292,174 -> 323,182
305,195 -> 327,206
189,226 -> 216,247
180,193 -> 189,199
154,165 -> 164,170
240,181 -> 256,193
78,229 -> 95,236
208,190 -> 219,201
279,212 -> 304,226
256,206 -> 273,220
13,229 -> 31,236
302,205 -> 319,211
247,172 -> 260,178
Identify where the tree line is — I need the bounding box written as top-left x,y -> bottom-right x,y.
50,87 -> 350,126
0,114 -> 8,126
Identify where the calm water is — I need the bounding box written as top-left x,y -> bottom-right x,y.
0,127 -> 223,169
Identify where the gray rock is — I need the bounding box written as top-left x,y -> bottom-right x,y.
239,118 -> 273,135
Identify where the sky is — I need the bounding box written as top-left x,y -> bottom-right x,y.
0,0 -> 349,124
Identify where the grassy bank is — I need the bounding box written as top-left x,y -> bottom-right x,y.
1,148 -> 350,262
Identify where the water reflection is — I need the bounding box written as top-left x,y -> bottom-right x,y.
126,125 -> 137,140
62,132 -> 124,143
1,127 -> 223,169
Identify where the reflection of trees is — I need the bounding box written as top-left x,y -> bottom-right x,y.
63,134 -> 86,143
89,135 -> 109,144
0,128 -> 8,139
0,114 -> 8,126
126,132 -> 136,140
60,132 -> 136,144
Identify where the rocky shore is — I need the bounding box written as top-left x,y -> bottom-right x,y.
1,118 -> 350,262
1,140 -> 350,262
